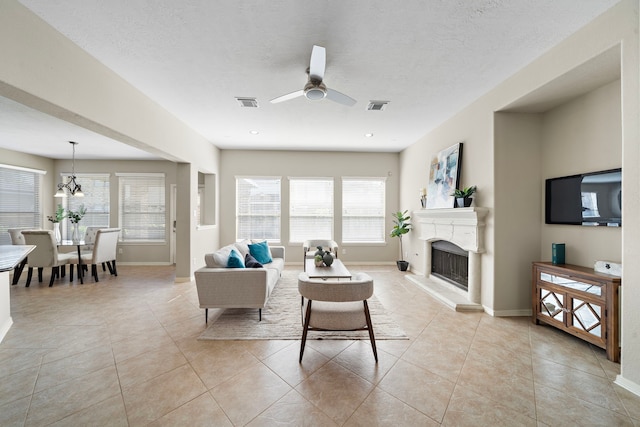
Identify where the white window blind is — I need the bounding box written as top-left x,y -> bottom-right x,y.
236,177 -> 281,241
0,165 -> 43,245
289,178 -> 333,242
342,177 -> 386,243
118,174 -> 166,242
63,173 -> 110,239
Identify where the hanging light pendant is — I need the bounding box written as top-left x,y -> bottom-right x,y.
55,141 -> 84,198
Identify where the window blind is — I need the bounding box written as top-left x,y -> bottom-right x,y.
63,173 -> 110,239
236,177 -> 281,241
289,178 -> 333,242
118,174 -> 166,242
342,177 -> 386,243
0,165 -> 42,245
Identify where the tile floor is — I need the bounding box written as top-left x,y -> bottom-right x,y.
1,265 -> 639,426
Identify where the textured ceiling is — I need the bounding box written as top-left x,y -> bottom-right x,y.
0,0 -> 621,159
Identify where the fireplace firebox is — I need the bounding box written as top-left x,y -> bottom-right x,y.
431,240 -> 469,290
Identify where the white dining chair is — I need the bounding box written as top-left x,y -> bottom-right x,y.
69,228 -> 120,282
21,230 -> 75,287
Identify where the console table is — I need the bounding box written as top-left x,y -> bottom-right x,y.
532,262 -> 621,362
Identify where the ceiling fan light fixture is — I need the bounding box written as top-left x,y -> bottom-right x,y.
303,81 -> 327,100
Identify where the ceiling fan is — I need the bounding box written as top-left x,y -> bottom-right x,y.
270,45 -> 357,106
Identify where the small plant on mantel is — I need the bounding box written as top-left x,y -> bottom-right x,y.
451,185 -> 477,208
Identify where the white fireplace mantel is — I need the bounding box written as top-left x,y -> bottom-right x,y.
409,207 -> 489,310
413,207 -> 489,253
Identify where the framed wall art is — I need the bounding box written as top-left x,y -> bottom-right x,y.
426,142 -> 463,209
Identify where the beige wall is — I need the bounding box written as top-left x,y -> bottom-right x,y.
220,150 -> 400,264
0,0 -> 221,279
400,0 -> 639,391
539,80 -> 622,266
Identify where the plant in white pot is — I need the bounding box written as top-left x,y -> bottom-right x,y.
451,185 -> 477,208
390,210 -> 412,271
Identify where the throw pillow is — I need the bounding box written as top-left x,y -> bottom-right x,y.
249,240 -> 273,264
226,249 -> 245,268
210,245 -> 234,267
244,253 -> 263,268
234,239 -> 251,258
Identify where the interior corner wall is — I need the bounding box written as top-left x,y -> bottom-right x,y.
219,150 -> 399,264
539,80 -> 622,266
493,112 -> 542,314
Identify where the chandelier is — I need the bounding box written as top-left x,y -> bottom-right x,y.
54,141 -> 84,198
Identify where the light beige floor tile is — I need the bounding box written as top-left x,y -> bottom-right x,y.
122,364 -> 207,427
247,389 -> 338,427
25,365 -> 121,427
110,327 -> 175,363
188,343 -> 261,389
117,342 -> 187,388
534,384 -> 634,426
48,394 -> 128,427
296,361 -> 375,425
306,339 -> 354,359
614,384 -> 640,422
40,325 -> 111,364
0,348 -> 47,379
344,387 -> 440,426
458,352 -> 536,419
0,366 -> 39,406
532,356 -> 626,414
378,359 -> 455,423
0,395 -> 30,427
443,384 -> 537,426
148,392 -> 233,427
210,363 -> 292,425
239,339 -> 294,360
333,341 -> 397,385
263,341 -> 330,387
35,344 -> 115,392
466,338 -> 534,380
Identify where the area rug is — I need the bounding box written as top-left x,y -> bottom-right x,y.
198,270 -> 408,341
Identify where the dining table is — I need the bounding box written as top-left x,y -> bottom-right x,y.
59,240 -> 93,284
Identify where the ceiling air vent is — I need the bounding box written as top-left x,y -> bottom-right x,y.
236,97 -> 259,108
367,101 -> 389,111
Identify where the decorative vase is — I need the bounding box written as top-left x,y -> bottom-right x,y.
54,222 -> 61,243
71,222 -> 80,242
456,197 -> 473,208
322,252 -> 334,266
314,246 -> 324,257
397,260 -> 409,271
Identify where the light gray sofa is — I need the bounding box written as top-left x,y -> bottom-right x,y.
194,241 -> 285,322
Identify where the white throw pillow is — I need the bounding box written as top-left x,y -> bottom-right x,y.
211,245 -> 235,268
234,239 -> 252,258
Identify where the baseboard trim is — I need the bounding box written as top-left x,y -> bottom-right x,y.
615,375 -> 640,397
116,262 -> 173,266
490,309 -> 532,317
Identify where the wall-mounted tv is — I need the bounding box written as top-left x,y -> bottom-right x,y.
545,168 -> 622,227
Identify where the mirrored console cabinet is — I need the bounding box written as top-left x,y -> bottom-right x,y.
532,262 -> 621,362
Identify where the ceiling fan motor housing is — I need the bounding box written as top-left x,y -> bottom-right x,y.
304,81 -> 327,100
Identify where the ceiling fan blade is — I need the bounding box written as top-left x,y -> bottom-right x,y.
326,88 -> 356,106
309,45 -> 326,81
270,90 -> 304,104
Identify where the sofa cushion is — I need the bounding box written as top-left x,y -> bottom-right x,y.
234,239 -> 252,258
244,253 -> 263,268
204,244 -> 235,268
226,249 -> 245,268
249,240 -> 272,264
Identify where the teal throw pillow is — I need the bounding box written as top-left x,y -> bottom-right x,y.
226,249 -> 245,268
249,240 -> 273,264
245,253 -> 263,268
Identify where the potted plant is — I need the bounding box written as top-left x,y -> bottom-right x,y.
47,204 -> 66,243
314,254 -> 324,267
451,185 -> 477,208
390,210 -> 411,271
67,204 -> 87,241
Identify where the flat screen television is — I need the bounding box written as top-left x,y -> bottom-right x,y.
545,168 -> 622,227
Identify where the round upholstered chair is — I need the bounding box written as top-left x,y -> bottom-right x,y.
297,272 -> 377,363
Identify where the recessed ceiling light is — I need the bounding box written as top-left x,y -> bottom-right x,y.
249,130 -> 259,135
365,133 -> 374,138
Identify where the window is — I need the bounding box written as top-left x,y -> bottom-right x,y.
117,173 -> 166,242
342,177 -> 386,243
236,177 -> 281,241
289,177 -> 333,242
63,173 -> 110,239
0,164 -> 43,245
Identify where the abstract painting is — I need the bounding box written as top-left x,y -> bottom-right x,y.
426,142 -> 463,209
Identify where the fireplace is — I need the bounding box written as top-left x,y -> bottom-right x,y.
431,240 -> 469,290
408,207 -> 488,310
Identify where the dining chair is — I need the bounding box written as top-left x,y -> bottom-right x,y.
297,272 -> 377,363
69,228 -> 120,282
302,239 -> 339,271
21,230 -> 75,287
7,227 -> 36,285
81,226 -> 107,271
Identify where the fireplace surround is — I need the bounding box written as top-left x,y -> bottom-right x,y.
408,207 -> 489,310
